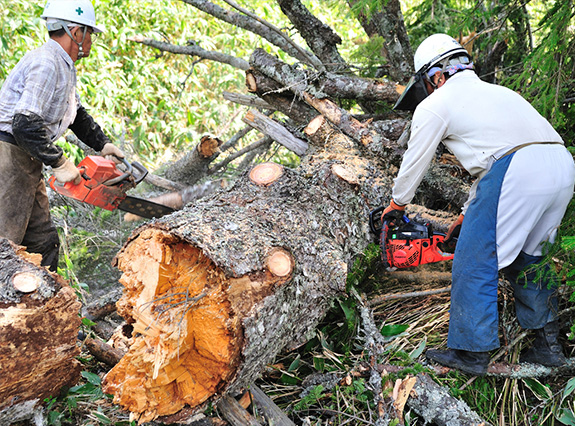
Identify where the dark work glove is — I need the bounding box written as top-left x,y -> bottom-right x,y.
381,200 -> 405,226
442,214 -> 463,252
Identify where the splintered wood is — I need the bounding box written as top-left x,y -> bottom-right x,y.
103,229 -> 241,423
103,229 -> 293,423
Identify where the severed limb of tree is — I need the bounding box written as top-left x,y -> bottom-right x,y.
130,35 -> 250,71
242,109 -> 308,156
277,0 -> 348,73
219,0 -> 324,71
408,373 -> 492,426
347,0 -> 413,83
210,137 -> 272,175
223,91 -> 274,110
0,238 -> 82,422
85,337 -> 126,367
245,68 -> 319,124
249,385 -> 297,426
178,0 -> 316,66
250,48 -> 403,103
164,135 -> 223,186
303,94 -> 405,149
368,285 -> 452,305
217,395 -> 261,426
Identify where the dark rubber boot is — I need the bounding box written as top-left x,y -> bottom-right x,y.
426,349 -> 490,376
521,320 -> 566,367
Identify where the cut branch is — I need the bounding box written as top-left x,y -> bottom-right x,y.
242,109 -> 308,155
223,91 -> 273,110
250,48 -> 402,103
277,0 -> 347,73
178,0 -> 315,65
130,35 -> 250,70
219,0 -> 324,71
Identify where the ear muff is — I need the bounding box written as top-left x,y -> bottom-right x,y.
393,73 -> 430,111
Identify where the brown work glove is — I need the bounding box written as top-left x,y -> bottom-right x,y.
381,200 -> 405,226
53,158 -> 81,185
100,143 -> 125,164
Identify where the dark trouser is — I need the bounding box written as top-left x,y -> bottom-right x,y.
0,141 -> 59,271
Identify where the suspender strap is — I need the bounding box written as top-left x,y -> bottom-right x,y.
500,141 -> 562,159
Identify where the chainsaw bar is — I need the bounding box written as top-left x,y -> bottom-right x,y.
118,196 -> 175,219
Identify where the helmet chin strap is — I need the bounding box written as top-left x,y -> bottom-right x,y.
66,25 -> 88,58
55,21 -> 87,58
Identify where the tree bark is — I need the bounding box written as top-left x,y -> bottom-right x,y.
408,373 -> 492,426
347,0 -> 413,83
0,238 -> 82,420
249,48 -> 403,105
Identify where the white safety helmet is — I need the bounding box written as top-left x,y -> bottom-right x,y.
413,34 -> 468,75
394,34 -> 471,111
42,0 -> 105,34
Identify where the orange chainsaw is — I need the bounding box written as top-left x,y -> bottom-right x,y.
369,207 -> 454,270
48,155 -> 175,219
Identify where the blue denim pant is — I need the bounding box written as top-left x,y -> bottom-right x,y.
448,153 -> 558,352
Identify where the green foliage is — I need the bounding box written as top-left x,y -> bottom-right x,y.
503,0 -> 575,141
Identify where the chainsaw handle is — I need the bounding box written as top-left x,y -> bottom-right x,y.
369,206 -> 410,234
51,166 -> 88,187
102,158 -> 131,186
131,161 -> 148,184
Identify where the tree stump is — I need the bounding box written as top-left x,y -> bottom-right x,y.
0,238 -> 82,422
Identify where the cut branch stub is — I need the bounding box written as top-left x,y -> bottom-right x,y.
12,271 -> 43,293
249,162 -> 283,186
266,248 -> 293,277
198,135 -> 222,158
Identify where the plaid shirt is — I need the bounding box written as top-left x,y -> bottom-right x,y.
0,39 -> 81,143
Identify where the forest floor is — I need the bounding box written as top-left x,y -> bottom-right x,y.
10,201 -> 575,426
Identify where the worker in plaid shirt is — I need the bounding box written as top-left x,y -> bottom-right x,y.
0,0 -> 124,272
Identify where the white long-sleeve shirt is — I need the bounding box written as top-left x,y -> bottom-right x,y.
392,70 -> 563,212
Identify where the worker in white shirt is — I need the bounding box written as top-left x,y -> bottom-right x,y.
383,33 -> 575,375
0,0 -> 124,272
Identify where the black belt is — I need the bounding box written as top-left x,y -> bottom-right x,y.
0,131 -> 16,145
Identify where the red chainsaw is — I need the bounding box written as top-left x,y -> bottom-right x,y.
48,155 -> 175,219
369,206 -> 455,270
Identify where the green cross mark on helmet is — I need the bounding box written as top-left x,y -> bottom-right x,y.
42,0 -> 105,34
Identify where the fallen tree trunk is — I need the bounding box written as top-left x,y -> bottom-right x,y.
101,115 -> 425,422
0,238 -> 82,422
